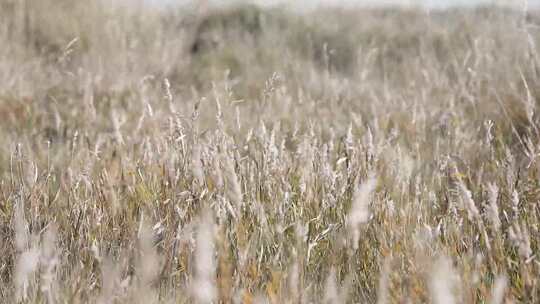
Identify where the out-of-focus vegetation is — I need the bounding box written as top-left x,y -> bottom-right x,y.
1,1 -> 540,303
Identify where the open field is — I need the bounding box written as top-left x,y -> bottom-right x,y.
1,1 -> 540,303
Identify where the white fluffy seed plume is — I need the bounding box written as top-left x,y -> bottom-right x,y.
346,174 -> 377,249
192,210 -> 217,304
429,256 -> 457,304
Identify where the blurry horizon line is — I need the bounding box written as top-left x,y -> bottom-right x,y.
143,0 -> 537,11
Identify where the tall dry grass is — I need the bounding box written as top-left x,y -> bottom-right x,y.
0,1 -> 539,303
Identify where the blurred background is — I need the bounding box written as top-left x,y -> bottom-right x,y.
1,0 -> 539,129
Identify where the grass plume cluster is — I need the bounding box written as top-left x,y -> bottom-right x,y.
0,1 -> 540,303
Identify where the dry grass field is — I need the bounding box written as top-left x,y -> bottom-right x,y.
0,1 -> 539,303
